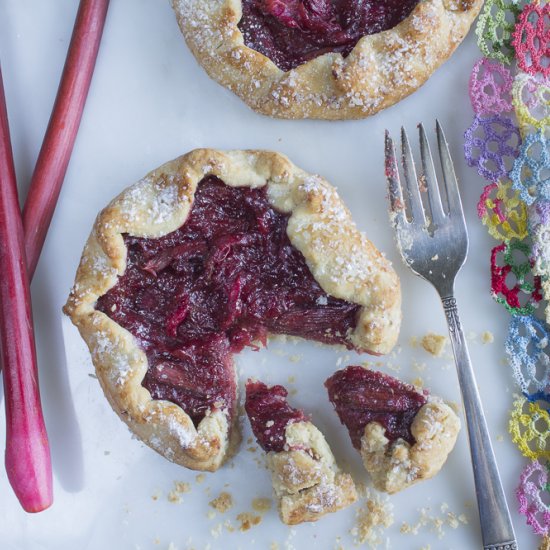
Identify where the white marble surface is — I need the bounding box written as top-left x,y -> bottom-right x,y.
0,1 -> 539,549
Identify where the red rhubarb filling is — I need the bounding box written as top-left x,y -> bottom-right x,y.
238,0 -> 420,71
97,176 -> 360,427
325,366 -> 427,449
245,380 -> 307,452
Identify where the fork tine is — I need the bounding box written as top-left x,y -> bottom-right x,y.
436,120 -> 465,220
401,127 -> 426,225
385,131 -> 407,228
418,123 -> 446,226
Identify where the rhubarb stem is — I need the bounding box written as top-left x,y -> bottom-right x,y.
0,66 -> 53,513
23,0 -> 109,278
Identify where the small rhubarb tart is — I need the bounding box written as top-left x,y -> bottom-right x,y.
172,0 -> 483,119
245,379 -> 357,524
325,365 -> 460,493
64,149 -> 400,472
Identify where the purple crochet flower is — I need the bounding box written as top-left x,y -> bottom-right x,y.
464,114 -> 521,181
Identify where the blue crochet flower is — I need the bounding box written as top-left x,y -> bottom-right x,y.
510,130 -> 550,205
506,315 -> 550,403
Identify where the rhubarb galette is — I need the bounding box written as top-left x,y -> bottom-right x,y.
64,149 -> 400,471
325,366 -> 460,493
245,380 -> 357,524
172,0 -> 483,120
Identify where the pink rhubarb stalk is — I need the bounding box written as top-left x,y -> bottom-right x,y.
23,0 -> 110,278
0,67 -> 53,512
0,0 -> 109,511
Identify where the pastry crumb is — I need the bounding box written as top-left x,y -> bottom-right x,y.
413,359 -> 426,372
401,504 -> 468,538
224,519 -> 235,533
236,512 -> 262,531
210,523 -> 223,539
174,481 -> 190,493
168,481 -> 190,503
195,474 -> 205,484
409,336 -> 418,348
386,361 -> 401,373
539,535 -> 550,550
252,497 -> 272,513
421,333 -> 447,356
481,331 -> 494,344
209,492 -> 233,514
496,434 -> 504,442
350,489 -> 394,545
167,492 -> 181,504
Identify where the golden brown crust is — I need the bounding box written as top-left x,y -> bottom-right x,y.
360,401 -> 461,494
172,0 -> 483,120
266,422 -> 358,524
64,148 -> 400,471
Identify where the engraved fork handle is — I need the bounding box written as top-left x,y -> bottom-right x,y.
441,295 -> 518,550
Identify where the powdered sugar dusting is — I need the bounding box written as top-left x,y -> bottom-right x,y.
117,174 -> 185,226
90,329 -> 132,385
293,176 -> 385,288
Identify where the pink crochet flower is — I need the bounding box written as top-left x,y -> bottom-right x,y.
469,58 -> 513,115
512,4 -> 550,78
517,460 -> 550,536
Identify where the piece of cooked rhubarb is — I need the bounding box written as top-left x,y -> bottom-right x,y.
245,379 -> 357,525
23,0 -> 110,278
0,66 -> 52,512
325,366 -> 460,493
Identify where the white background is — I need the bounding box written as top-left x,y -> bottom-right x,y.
0,1 -> 540,549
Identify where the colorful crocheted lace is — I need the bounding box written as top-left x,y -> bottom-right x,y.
466,0 -> 550,539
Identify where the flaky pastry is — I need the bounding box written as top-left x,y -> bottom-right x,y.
245,380 -> 357,524
326,365 -> 460,493
361,401 -> 461,494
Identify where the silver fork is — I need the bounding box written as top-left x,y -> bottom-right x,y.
385,121 -> 518,550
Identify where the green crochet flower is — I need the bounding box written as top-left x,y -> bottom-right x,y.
475,0 -> 523,64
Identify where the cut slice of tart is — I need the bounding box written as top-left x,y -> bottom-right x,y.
245,379 -> 357,524
325,365 -> 460,493
64,149 -> 401,471
173,0 -> 483,119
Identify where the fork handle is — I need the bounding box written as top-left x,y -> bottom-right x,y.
441,295 -> 518,550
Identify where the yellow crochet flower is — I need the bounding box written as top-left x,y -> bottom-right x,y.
510,396 -> 550,461
478,181 -> 528,241
512,73 -> 550,136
